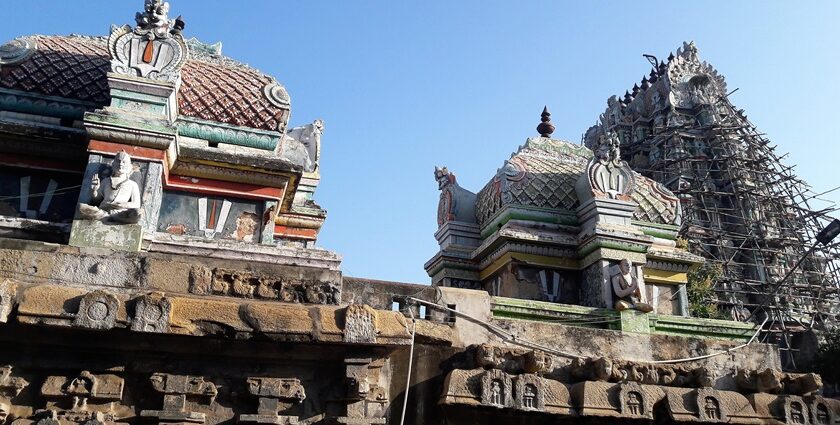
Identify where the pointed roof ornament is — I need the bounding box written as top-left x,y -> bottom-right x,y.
667,52 -> 675,62
623,90 -> 632,103
641,76 -> 650,89
537,106 -> 555,138
632,83 -> 640,95
649,69 -> 658,83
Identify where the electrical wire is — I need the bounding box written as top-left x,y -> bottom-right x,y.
398,306 -> 416,425
650,317 -> 768,364
409,297 -> 768,364
0,184 -> 83,201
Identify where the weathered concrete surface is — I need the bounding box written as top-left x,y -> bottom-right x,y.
68,220 -> 143,252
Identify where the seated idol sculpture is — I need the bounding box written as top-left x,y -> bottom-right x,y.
611,259 -> 653,313
78,151 -> 142,224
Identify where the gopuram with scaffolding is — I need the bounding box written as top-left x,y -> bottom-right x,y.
583,41 -> 840,371
0,2 -> 838,424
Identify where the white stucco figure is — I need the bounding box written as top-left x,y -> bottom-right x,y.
611,259 -> 653,313
79,151 -> 142,224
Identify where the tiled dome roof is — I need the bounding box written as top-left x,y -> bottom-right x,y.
0,35 -> 289,132
474,137 -> 680,226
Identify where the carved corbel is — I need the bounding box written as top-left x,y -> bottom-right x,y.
40,371 -> 124,424
333,358 -> 386,425
131,292 -> 171,333
238,378 -> 305,425
0,366 -> 28,424
73,291 -> 120,330
140,374 -> 217,424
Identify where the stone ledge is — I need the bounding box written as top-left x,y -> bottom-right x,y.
11,282 -> 413,346
491,296 -> 758,342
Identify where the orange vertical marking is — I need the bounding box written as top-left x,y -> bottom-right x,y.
208,200 -> 217,228
142,40 -> 155,63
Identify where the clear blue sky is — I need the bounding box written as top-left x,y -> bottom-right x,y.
3,1 -> 838,283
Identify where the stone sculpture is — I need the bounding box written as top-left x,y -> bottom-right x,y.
282,120 -> 323,173
611,259 -> 653,312
109,0 -> 187,82
79,152 -> 142,224
584,131 -> 636,200
434,166 -> 477,227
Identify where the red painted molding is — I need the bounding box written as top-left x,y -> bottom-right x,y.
274,225 -> 318,240
88,140 -> 168,162
165,174 -> 284,201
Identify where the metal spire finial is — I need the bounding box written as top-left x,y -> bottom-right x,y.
537,106 -> 555,138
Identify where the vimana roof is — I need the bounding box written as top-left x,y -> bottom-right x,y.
0,35 -> 289,132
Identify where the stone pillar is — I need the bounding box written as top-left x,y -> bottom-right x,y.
239,377 -> 305,425
140,374 -> 217,425
334,358 -> 386,425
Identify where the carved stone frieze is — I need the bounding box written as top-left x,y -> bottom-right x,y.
474,344 -> 553,375
141,374 -> 217,424
696,388 -> 727,422
189,266 -> 340,305
618,382 -> 652,420
735,368 -> 821,396
239,378 -> 305,424
480,369 -> 513,408
569,356 -> 713,388
73,290 -> 120,330
343,304 -> 378,344
514,374 -> 544,412
131,292 -> 171,333
809,397 -> 834,425
782,396 -> 810,425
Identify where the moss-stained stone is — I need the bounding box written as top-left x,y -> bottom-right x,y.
491,296 -> 758,342
69,220 -> 143,252
619,309 -> 650,334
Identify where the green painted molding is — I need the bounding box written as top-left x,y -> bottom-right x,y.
480,206 -> 579,239
491,296 -> 620,330
0,88 -> 98,120
631,220 -> 680,240
176,117 -> 280,151
577,239 -> 649,258
491,296 -> 758,342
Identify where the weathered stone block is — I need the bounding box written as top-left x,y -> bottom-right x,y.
132,292 -> 172,333
0,280 -> 16,323
343,304 -> 377,344
619,309 -> 650,334
69,220 -> 143,252
73,290 -> 120,330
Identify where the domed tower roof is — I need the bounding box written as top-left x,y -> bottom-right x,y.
474,136 -> 681,227
0,34 -> 291,133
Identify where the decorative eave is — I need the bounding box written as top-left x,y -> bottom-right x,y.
176,117 -> 281,151
0,88 -> 98,120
